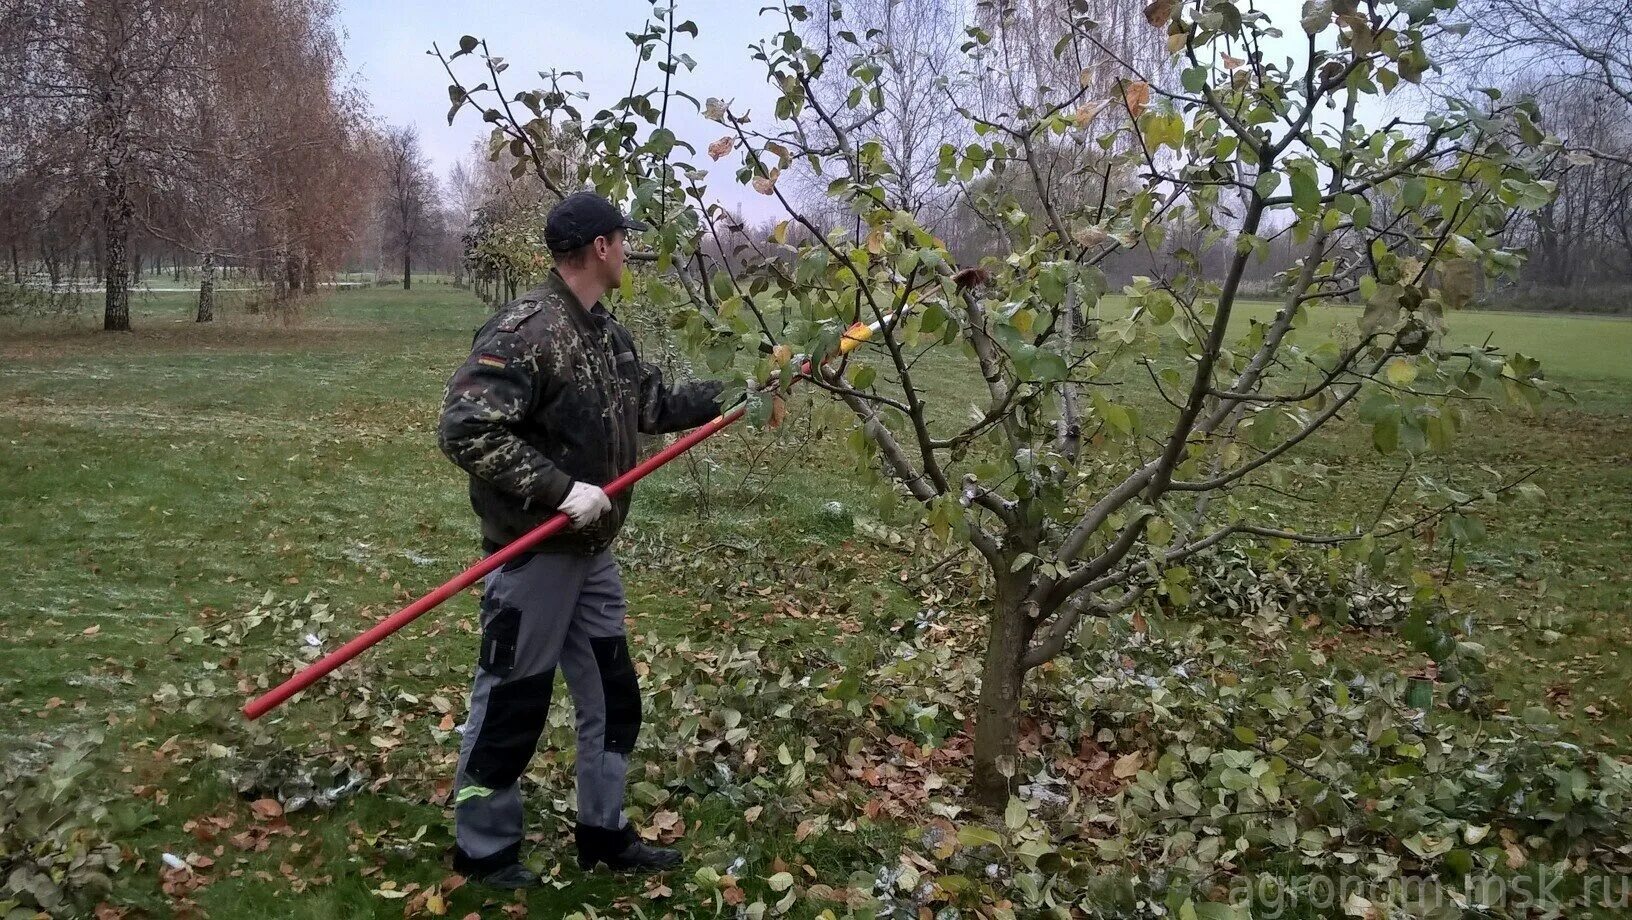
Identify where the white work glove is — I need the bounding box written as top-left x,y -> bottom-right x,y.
558,481 -> 612,529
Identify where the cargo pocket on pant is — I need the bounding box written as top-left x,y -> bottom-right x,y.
480,602 -> 521,677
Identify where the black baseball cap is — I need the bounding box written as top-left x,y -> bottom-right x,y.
545,191 -> 650,252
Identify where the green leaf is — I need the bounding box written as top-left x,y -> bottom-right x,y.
710,269 -> 734,301
1004,796 -> 1027,830
646,127 -> 677,157
1094,395 -> 1133,435
1352,198 -> 1373,228
1403,177 -> 1427,209
1038,272 -> 1067,306
1290,168 -> 1319,213
957,825 -> 1004,848
1033,351 -> 1068,383
1373,415 -> 1399,454
1254,171 -> 1280,198
850,365 -> 876,390
1361,298 -> 1399,334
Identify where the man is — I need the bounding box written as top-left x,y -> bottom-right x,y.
437,191 -> 726,888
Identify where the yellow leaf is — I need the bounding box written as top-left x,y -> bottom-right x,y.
1143,0 -> 1173,28
1386,358 -> 1418,386
752,167 -> 781,195
1113,752 -> 1143,778
708,135 -> 735,161
1122,81 -> 1151,117
1072,226 -> 1109,248
1072,101 -> 1106,128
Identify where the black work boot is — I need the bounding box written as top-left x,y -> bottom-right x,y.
453,845 -> 544,890
575,823 -> 682,873
469,862 -> 544,890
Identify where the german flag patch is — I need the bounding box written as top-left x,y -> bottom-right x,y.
476,354 -> 507,370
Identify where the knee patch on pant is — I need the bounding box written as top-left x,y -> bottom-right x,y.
590,636 -> 641,755
465,669 -> 554,789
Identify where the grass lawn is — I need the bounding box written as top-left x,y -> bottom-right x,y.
1,281 -> 1628,917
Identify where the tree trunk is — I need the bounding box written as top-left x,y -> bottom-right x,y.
9,242 -> 19,284
173,253 -> 181,282
402,250 -> 411,290
971,578 -> 1029,804
301,255 -> 316,294
284,248 -> 300,298
102,166 -> 132,331
196,250 -> 215,322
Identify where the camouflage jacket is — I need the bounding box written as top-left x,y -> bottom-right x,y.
438,271 -> 724,555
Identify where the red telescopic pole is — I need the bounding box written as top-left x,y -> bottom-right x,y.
241,315 -> 892,720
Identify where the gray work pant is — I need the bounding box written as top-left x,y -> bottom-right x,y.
452,549 -> 639,871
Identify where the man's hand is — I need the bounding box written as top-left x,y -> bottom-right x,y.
755,369 -> 787,428
558,481 -> 612,528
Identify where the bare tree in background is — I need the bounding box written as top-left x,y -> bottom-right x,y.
378,126 -> 439,291
958,0 -> 1169,248
1455,0 -> 1631,110
774,0 -> 1163,267
0,0 -> 369,325
447,159 -> 487,228
792,0 -> 971,227
2,0 -> 207,329
1437,0 -> 1632,306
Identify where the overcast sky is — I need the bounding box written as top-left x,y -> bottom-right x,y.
336,0 -> 785,219
335,1 -> 1414,223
